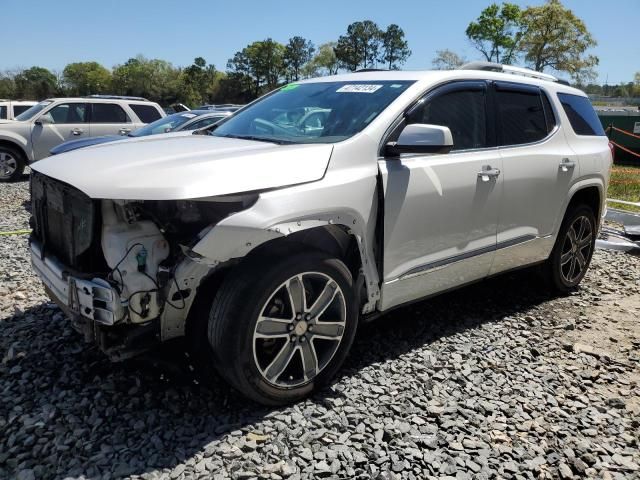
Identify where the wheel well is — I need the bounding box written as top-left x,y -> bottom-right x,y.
0,140 -> 27,161
568,186 -> 601,221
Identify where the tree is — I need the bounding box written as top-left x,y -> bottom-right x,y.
62,61 -> 112,96
432,49 -> 467,70
112,56 -> 181,104
14,67 -> 58,99
519,0 -> 598,82
335,20 -> 383,71
284,36 -> 315,81
227,39 -> 286,97
0,72 -> 15,98
466,3 -> 523,64
181,57 -> 218,106
381,24 -> 411,70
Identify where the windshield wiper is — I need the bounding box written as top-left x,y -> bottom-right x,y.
216,134 -> 294,145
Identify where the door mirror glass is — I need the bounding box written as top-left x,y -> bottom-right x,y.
386,123 -> 454,156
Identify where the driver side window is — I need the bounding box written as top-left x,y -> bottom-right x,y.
42,103 -> 88,124
406,88 -> 487,151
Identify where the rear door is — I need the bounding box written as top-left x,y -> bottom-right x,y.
31,102 -> 89,160
491,82 -> 580,274
89,103 -> 133,137
379,81 -> 503,309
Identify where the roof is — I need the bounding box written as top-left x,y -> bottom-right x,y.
297,69 -> 586,96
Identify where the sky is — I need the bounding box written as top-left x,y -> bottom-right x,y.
2,0 -> 638,84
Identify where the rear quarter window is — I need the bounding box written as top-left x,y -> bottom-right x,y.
129,104 -> 162,123
557,93 -> 605,136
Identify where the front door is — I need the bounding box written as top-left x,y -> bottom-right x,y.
379,81 -> 503,310
31,102 -> 89,160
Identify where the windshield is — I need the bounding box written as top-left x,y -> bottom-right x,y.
15,101 -> 52,121
211,81 -> 414,144
130,112 -> 199,137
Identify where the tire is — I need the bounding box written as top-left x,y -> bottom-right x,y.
0,145 -> 26,182
542,204 -> 597,293
207,250 -> 358,405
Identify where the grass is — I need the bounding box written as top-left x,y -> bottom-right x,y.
608,164 -> 640,212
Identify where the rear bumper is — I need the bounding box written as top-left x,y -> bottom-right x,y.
30,240 -> 124,325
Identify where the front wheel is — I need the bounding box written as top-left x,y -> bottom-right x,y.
542,204 -> 597,293
208,251 -> 358,405
0,146 -> 25,182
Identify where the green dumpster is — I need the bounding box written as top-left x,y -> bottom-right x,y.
596,109 -> 640,165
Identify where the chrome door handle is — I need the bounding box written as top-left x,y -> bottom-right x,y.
71,128 -> 84,136
478,166 -> 501,182
560,158 -> 576,172
119,128 -> 131,135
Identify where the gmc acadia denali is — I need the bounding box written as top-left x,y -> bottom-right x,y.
28,63 -> 612,404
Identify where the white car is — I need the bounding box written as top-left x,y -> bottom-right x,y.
28,63 -> 612,405
0,95 -> 165,181
0,100 -> 37,120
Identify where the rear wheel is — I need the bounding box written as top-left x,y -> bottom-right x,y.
208,251 -> 358,405
0,146 -> 25,182
542,205 -> 596,293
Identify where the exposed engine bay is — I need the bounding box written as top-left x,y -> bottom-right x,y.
29,172 -> 257,358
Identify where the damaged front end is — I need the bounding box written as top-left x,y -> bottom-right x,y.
29,172 -> 256,360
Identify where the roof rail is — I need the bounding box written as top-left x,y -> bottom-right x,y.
460,61 -> 559,83
355,68 -> 388,72
86,94 -> 149,101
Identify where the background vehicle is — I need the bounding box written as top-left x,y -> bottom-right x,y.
197,103 -> 243,112
0,95 -> 165,181
0,100 -> 37,120
50,110 -> 232,155
29,64 -> 612,405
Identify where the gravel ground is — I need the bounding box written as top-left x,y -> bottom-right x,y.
1,178 -> 639,480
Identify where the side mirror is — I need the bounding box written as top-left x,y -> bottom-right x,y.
385,123 -> 453,156
35,115 -> 52,125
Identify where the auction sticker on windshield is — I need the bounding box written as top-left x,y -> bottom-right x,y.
336,84 -> 383,93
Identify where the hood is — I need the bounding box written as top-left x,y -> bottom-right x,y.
31,133 -> 333,200
50,135 -> 122,155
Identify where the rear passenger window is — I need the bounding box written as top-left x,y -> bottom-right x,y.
129,104 -> 162,123
13,105 -> 32,117
407,88 -> 487,151
557,93 -> 605,136
0,106 -> 6,119
91,103 -> 129,123
496,88 -> 547,146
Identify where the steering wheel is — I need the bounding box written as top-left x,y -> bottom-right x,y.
250,118 -> 292,136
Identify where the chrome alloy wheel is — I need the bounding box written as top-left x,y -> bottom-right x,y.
560,215 -> 593,284
0,152 -> 17,180
252,272 -> 347,388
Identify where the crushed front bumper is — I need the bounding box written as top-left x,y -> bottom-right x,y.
30,240 -> 124,325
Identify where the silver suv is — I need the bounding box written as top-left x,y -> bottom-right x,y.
0,95 -> 165,181
28,63 -> 612,405
0,100 -> 37,120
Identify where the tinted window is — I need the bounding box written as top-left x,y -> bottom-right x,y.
557,93 -> 605,136
541,92 -> 557,134
407,88 -> 487,151
496,89 -> 546,146
186,116 -> 225,130
0,106 -> 6,119
129,104 -> 162,123
43,103 -> 87,124
91,103 -> 129,123
13,105 -> 32,117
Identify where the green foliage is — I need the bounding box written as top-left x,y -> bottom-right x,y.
381,25 -> 411,70
519,0 -> 598,81
335,20 -> 383,71
0,74 -> 15,98
466,2 -> 523,64
181,57 -> 219,106
304,42 -> 339,78
112,55 -> 181,104
14,66 -> 58,99
432,49 -> 466,70
284,37 -> 315,81
227,39 -> 286,97
62,62 -> 112,96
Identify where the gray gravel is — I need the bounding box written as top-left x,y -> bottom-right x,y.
1,178 -> 639,480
